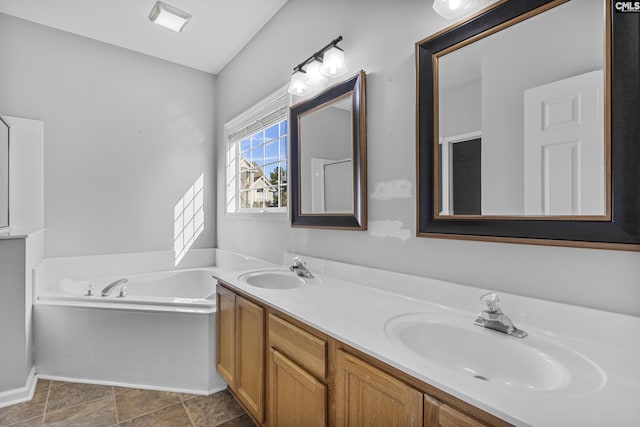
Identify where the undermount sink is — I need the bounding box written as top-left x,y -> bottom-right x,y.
239,270 -> 305,290
384,312 -> 604,393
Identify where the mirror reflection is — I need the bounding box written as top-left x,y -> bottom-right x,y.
437,0 -> 606,217
299,95 -> 354,214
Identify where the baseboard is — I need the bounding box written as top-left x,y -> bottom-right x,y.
36,374 -> 216,396
0,367 -> 37,409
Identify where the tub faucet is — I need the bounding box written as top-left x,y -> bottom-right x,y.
289,256 -> 314,278
474,292 -> 527,338
101,278 -> 128,297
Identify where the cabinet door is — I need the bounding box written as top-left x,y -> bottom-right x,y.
335,350 -> 423,427
216,285 -> 236,389
236,295 -> 265,423
268,349 -> 327,427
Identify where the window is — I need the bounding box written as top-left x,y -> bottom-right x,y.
225,87 -> 290,215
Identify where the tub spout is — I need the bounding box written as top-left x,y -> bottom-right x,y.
101,278 -> 128,297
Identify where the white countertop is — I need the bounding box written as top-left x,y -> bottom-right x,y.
0,227 -> 45,239
211,251 -> 640,427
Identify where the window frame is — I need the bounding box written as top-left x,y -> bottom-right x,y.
224,85 -> 291,218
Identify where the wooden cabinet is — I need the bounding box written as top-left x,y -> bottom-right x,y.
335,349 -> 423,427
216,286 -> 265,424
235,296 -> 265,422
267,314 -> 327,427
268,349 -> 326,427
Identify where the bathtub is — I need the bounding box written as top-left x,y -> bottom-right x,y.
34,266 -> 226,395
38,269 -> 217,312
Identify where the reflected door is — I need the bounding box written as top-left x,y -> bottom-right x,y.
523,70 -> 604,216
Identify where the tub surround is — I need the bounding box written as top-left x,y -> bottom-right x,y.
211,251 -> 640,426
29,249 -> 261,401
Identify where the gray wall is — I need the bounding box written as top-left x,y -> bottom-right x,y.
0,13 -> 216,258
0,238 -> 27,392
216,0 -> 640,316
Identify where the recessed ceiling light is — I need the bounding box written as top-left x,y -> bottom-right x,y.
149,1 -> 192,32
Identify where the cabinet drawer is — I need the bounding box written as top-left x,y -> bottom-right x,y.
424,394 -> 489,427
268,314 -> 326,379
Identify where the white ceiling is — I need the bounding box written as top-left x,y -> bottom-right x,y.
0,0 -> 288,74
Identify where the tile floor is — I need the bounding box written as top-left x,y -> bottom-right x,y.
0,380 -> 255,427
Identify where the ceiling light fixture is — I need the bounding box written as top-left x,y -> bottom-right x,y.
432,0 -> 478,20
149,1 -> 192,32
287,36 -> 348,96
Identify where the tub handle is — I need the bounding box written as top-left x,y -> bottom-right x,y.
117,286 -> 127,298
85,285 -> 94,297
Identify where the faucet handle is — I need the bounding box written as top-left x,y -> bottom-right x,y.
291,256 -> 302,265
479,292 -> 501,313
85,284 -> 94,297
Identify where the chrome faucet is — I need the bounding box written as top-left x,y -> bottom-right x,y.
101,278 -> 128,297
474,292 -> 527,338
289,256 -> 314,278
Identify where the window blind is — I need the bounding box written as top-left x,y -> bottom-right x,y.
228,105 -> 288,142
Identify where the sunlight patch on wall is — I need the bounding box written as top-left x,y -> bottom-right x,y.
174,174 -> 204,265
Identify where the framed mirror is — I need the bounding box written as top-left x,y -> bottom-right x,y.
417,0 -> 640,250
290,70 -> 367,230
0,116 -> 8,231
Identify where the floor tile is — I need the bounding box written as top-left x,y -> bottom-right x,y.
217,414 -> 256,427
35,380 -> 51,395
118,403 -> 192,427
183,390 -> 246,427
3,416 -> 42,427
115,389 -> 182,422
178,393 -> 197,402
42,395 -> 116,427
45,382 -> 112,413
112,386 -> 135,396
0,389 -> 48,426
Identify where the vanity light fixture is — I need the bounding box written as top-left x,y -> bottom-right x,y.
287,36 -> 348,96
305,58 -> 328,88
288,70 -> 313,96
149,1 -> 192,32
432,0 -> 478,20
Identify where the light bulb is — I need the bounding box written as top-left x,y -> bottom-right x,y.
432,0 -> 478,19
320,46 -> 348,78
304,59 -> 328,88
288,70 -> 312,96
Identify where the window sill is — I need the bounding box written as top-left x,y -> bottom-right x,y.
224,211 -> 289,222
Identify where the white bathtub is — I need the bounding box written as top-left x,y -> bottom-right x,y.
38,269 -> 217,312
34,266 -> 226,394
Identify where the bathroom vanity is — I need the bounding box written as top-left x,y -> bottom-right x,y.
212,253 -> 640,427
216,282 -> 507,427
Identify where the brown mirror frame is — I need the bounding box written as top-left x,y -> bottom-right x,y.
416,0 -> 640,250
290,70 -> 367,230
